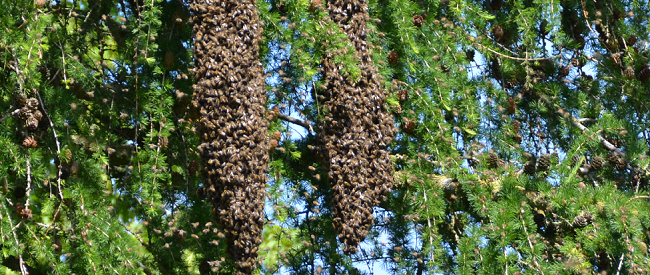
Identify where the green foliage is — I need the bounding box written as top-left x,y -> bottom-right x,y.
1,0 -> 650,274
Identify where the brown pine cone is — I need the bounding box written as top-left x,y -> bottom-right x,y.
537,154 -> 551,171
22,137 -> 37,148
511,120 -> 521,133
571,155 -> 583,167
507,97 -> 516,115
615,158 -> 627,171
523,160 -> 536,175
388,51 -> 399,66
638,66 -> 650,83
25,117 -> 39,131
413,14 -> 424,27
623,66 -> 635,80
493,25 -> 504,41
15,93 -> 28,107
26,98 -> 39,110
487,152 -> 499,169
18,107 -> 31,120
558,65 -> 571,77
607,151 -> 619,163
572,215 -> 588,229
397,90 -> 408,103
402,119 -> 416,136
591,156 -> 604,171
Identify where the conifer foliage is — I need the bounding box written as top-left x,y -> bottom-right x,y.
2,0 -> 650,274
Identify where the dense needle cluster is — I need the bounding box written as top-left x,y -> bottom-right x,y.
318,0 -> 397,255
189,1 -> 269,273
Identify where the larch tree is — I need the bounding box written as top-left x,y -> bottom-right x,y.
1,0 -> 650,274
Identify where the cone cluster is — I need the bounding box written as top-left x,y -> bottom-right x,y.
189,1 -> 268,273
15,93 -> 43,132
318,0 -> 397,255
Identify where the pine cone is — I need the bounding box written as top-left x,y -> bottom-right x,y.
523,160 -> 536,175
583,212 -> 594,222
537,154 -> 551,171
507,97 -> 516,115
572,215 -> 588,228
466,50 -> 475,62
492,25 -> 504,41
511,120 -> 521,133
615,158 -> 627,171
32,110 -> 43,121
25,117 -> 39,131
607,151 -> 618,163
272,131 -> 282,141
26,98 -> 39,110
623,66 -> 635,80
627,34 -> 637,46
18,107 -> 31,120
308,0 -> 322,13
591,156 -> 604,171
571,155 -> 583,167
412,14 -> 424,28
397,90 -> 408,103
545,221 -> 559,236
487,152 -> 499,169
387,51 -> 399,66
558,65 -> 570,77
539,20 -> 549,36
638,66 -> 650,83
402,119 -> 416,136
15,93 -> 28,107
22,137 -> 37,148
533,211 -> 546,228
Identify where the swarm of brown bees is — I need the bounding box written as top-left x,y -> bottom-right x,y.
189,0 -> 269,273
318,0 -> 397,255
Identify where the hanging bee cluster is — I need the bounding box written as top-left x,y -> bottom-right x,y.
189,0 -> 268,273
318,0 -> 397,255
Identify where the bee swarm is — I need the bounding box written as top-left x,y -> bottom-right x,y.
318,0 -> 397,255
190,0 -> 269,273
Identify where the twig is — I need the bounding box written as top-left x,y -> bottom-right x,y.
520,213 -> 544,274
24,150 -> 32,208
577,118 -> 596,123
36,92 -> 65,201
616,253 -> 624,275
119,221 -> 148,248
1,203 -> 28,275
474,42 -> 563,62
278,113 -> 313,132
540,94 -> 645,176
627,196 -> 650,203
0,109 -> 20,123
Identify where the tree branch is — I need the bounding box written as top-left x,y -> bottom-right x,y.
541,95 -> 649,178
278,113 -> 313,132
0,109 -> 20,123
36,92 -> 65,201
